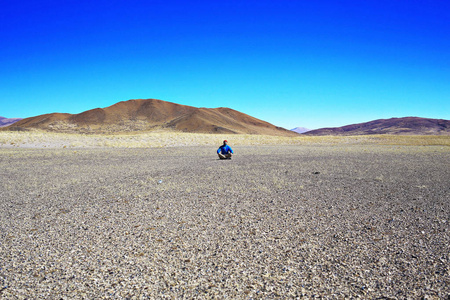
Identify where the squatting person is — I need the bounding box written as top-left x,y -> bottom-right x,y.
217,140 -> 233,159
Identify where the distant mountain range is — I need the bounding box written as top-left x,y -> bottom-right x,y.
303,117 -> 450,136
291,127 -> 311,134
0,116 -> 22,127
5,99 -> 298,136
4,101 -> 449,136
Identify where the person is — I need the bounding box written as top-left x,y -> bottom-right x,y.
217,140 -> 233,159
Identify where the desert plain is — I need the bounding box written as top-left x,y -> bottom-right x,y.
0,133 -> 449,299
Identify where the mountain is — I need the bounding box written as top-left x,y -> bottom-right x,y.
291,127 -> 311,134
0,116 -> 22,127
303,117 -> 450,136
5,99 -> 298,136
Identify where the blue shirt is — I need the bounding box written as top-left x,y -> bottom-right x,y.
217,144 -> 233,154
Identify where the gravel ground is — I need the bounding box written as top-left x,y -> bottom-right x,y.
0,145 -> 449,299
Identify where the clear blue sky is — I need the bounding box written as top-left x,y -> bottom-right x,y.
1,0 -> 449,129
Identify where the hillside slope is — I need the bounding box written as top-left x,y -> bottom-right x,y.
6,99 -> 298,136
0,116 -> 22,127
303,117 -> 450,136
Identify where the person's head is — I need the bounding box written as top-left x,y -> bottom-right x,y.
223,140 -> 228,145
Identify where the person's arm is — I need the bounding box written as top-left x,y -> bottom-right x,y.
229,146 -> 234,154
217,147 -> 221,154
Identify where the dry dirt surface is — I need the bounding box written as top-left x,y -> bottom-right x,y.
1,145 -> 449,299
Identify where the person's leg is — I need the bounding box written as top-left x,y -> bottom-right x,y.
218,153 -> 226,159
225,153 -> 232,159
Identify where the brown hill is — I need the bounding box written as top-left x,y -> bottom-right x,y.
6,99 -> 298,136
303,117 -> 450,136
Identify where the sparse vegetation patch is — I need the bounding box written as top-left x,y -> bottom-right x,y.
1,131 -> 449,148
